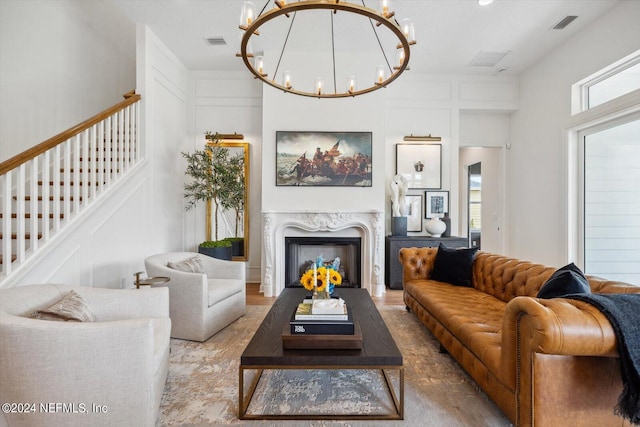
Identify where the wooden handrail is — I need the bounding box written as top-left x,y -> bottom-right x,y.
0,92 -> 141,175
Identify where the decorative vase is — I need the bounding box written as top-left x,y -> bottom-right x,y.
425,217 -> 446,237
391,217 -> 407,236
442,213 -> 451,237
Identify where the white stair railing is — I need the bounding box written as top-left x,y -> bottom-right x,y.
0,92 -> 141,282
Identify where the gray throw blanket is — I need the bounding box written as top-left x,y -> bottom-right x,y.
569,293 -> 640,425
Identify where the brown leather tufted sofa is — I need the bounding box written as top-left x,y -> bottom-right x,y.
399,247 -> 640,427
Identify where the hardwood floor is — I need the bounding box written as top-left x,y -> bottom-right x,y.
246,283 -> 405,306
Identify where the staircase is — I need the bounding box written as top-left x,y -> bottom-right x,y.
0,92 -> 142,283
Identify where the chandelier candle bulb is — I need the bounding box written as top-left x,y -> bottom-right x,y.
347,75 -> 357,94
395,50 -> 405,70
379,0 -> 393,18
401,18 -> 416,44
255,55 -> 266,76
376,66 -> 385,84
381,0 -> 389,15
239,2 -> 256,29
315,78 -> 324,95
283,70 -> 292,89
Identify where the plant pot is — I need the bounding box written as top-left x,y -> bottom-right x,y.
230,238 -> 244,257
198,245 -> 232,261
391,217 -> 407,236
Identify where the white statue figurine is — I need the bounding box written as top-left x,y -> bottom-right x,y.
389,174 -> 408,217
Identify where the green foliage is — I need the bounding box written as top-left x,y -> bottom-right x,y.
182,147 -> 215,211
224,237 -> 244,243
182,131 -> 246,241
199,240 -> 232,248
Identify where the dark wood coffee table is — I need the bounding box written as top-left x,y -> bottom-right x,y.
239,287 -> 403,420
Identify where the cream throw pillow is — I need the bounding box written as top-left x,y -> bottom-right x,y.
167,256 -> 204,274
32,290 -> 96,322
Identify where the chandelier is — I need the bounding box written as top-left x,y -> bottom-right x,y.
237,0 -> 416,98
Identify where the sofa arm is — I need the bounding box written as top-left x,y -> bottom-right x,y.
0,316 -> 158,426
500,296 -> 618,389
503,296 -> 618,356
398,247 -> 438,283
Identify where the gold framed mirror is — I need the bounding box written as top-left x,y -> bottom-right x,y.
205,140 -> 249,261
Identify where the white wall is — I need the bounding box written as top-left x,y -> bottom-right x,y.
508,0 -> 640,266
0,0 -> 135,162
137,25 -> 190,255
460,112 -> 510,148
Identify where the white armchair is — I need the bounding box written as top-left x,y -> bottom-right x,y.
144,252 -> 246,342
0,284 -> 170,427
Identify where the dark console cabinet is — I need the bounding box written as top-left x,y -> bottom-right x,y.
385,236 -> 468,290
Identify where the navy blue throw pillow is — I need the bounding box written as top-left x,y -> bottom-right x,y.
537,263 -> 591,299
430,244 -> 479,287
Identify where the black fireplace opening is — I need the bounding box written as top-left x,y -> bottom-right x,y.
285,237 -> 362,288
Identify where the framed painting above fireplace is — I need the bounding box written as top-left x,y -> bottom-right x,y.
276,131 -> 372,187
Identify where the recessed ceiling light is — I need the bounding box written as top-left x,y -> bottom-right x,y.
478,0 -> 494,6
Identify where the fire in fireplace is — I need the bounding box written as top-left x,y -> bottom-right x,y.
284,237 -> 362,288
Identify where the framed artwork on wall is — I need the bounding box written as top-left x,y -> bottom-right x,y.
425,191 -> 449,218
275,131 -> 372,186
395,143 -> 441,189
406,195 -> 423,232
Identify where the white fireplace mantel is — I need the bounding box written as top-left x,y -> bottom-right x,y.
261,211 -> 385,297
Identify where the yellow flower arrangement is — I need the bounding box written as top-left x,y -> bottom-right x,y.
300,265 -> 342,292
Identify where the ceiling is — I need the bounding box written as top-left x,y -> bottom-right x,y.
113,0 -> 620,77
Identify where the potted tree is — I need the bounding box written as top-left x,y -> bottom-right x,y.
225,154 -> 246,257
182,132 -> 242,260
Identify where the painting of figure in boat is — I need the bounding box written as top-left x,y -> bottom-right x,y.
276,131 -> 372,187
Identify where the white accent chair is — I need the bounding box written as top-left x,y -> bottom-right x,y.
0,284 -> 170,427
144,252 -> 246,342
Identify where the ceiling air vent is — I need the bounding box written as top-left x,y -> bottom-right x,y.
552,15 -> 578,30
204,37 -> 227,46
468,51 -> 508,67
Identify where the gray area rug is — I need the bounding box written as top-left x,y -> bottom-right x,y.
158,305 -> 513,426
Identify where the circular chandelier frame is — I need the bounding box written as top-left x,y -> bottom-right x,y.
239,0 -> 413,98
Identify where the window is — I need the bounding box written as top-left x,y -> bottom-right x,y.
587,62 -> 640,109
573,49 -> 640,114
579,114 -> 640,284
570,50 -> 640,285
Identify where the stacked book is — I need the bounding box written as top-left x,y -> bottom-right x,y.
289,298 -> 354,335
283,297 -> 362,349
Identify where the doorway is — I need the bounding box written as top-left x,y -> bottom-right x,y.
459,147 -> 504,254
468,162 -> 482,249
